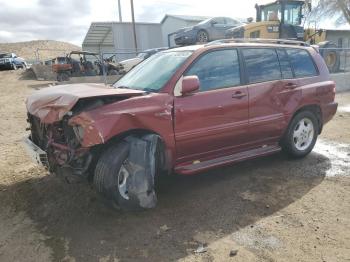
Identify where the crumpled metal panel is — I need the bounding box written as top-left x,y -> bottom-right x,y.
124,135 -> 159,208
26,83 -> 145,123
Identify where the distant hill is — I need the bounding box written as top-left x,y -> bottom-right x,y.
0,40 -> 81,62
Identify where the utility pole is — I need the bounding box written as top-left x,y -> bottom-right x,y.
118,0 -> 122,22
130,0 -> 138,54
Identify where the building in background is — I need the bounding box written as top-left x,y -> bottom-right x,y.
160,15 -> 211,46
82,15 -> 210,61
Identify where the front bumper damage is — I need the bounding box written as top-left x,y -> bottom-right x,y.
22,136 -> 50,168
24,114 -> 92,176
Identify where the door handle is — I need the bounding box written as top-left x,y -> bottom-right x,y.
285,82 -> 298,89
232,91 -> 246,99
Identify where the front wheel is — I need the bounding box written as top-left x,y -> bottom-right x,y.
57,72 -> 70,82
281,111 -> 319,158
197,30 -> 209,43
94,140 -> 158,211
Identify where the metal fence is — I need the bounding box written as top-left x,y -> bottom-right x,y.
319,48 -> 350,73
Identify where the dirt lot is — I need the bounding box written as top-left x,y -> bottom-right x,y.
0,69 -> 349,262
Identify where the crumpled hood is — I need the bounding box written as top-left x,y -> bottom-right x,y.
26,83 -> 145,123
176,27 -> 193,34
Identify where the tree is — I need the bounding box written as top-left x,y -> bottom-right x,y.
312,0 -> 350,24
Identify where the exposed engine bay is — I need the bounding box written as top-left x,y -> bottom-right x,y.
27,95 -> 129,175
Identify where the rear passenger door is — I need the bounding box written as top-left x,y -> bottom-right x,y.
241,47 -> 298,144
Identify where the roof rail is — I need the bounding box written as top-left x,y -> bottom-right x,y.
205,38 -> 310,47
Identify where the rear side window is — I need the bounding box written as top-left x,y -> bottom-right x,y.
242,48 -> 281,84
277,49 -> 293,79
185,49 -> 240,92
286,48 -> 317,77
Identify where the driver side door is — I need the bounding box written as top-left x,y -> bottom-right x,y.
209,17 -> 227,40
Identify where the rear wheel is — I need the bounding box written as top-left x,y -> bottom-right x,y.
323,49 -> 340,73
319,42 -> 340,73
281,111 -> 318,158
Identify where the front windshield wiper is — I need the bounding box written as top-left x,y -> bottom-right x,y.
116,85 -> 131,89
142,88 -> 158,93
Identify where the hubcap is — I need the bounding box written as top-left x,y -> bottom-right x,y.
198,32 -> 208,43
117,161 -> 130,200
293,118 -> 314,151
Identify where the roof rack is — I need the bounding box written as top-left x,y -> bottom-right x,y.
205,38 -> 310,47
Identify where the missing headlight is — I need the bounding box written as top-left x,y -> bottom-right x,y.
72,125 -> 85,141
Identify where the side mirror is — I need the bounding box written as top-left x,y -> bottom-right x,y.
211,20 -> 218,26
181,76 -> 199,96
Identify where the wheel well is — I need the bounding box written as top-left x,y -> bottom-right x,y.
88,129 -> 168,180
292,105 -> 323,134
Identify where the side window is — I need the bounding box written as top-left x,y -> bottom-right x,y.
185,49 -> 241,92
286,48 -> 317,77
277,48 -> 293,79
225,18 -> 239,26
242,48 -> 281,84
212,18 -> 225,25
250,31 -> 260,38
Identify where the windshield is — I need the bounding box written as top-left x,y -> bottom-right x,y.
114,51 -> 192,92
260,2 -> 302,25
197,18 -> 211,25
0,53 -> 12,58
284,3 -> 302,25
261,4 -> 281,21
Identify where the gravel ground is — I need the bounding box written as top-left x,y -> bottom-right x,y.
0,70 -> 349,262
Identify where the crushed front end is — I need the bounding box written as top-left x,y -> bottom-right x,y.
25,113 -> 92,175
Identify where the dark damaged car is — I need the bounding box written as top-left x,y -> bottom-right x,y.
24,41 -> 337,210
0,53 -> 27,70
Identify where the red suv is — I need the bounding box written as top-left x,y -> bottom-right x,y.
24,39 -> 337,210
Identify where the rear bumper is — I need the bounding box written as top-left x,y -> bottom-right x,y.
22,136 -> 49,168
322,102 -> 338,124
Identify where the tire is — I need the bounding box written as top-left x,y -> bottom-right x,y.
197,30 -> 209,43
281,111 -> 319,158
108,69 -> 118,75
22,63 -> 27,70
322,49 -> 340,73
93,142 -> 144,211
57,72 -> 70,82
12,63 -> 17,70
319,42 -> 340,73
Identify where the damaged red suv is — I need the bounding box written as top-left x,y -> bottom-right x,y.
24,39 -> 337,210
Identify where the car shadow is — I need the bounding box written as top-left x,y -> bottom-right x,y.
0,151 -> 330,261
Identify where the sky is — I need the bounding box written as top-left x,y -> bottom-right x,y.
0,0 -> 348,46
0,0 -> 259,46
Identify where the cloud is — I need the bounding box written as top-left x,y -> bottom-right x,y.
0,0 -> 92,45
135,1 -> 193,22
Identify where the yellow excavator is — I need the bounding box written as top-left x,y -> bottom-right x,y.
226,0 -> 340,72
